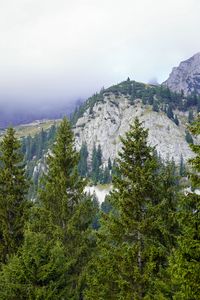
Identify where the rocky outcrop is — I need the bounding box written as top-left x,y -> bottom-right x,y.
163,52 -> 200,95
74,92 -> 194,166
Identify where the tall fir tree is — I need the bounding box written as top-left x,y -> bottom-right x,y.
179,154 -> 186,177
0,127 -> 30,264
0,118 -> 97,299
85,118 -> 179,299
91,144 -> 102,184
167,104 -> 174,119
78,143 -> 88,177
38,117 -> 96,298
168,116 -> 200,299
0,227 -> 68,300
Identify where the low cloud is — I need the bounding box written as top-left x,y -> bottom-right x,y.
0,0 -> 200,108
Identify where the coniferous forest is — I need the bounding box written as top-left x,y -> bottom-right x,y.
0,116 -> 199,299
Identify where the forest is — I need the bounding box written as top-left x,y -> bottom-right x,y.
0,116 -> 199,299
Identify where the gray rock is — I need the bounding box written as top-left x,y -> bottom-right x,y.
163,52 -> 200,95
74,93 -> 194,166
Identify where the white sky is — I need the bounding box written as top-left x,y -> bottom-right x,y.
0,0 -> 200,104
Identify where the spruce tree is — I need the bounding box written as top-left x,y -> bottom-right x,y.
36,128 -> 46,159
0,127 -> 30,263
96,144 -> 102,167
174,114 -> 179,126
153,99 -> 159,112
179,154 -> 186,177
91,144 -> 102,184
39,117 -> 96,298
188,110 -> 194,124
85,118 -> 179,299
108,157 -> 112,170
185,130 -> 193,144
167,104 -> 174,119
0,227 -> 68,299
78,143 -> 88,177
168,116 -> 200,299
91,144 -> 98,183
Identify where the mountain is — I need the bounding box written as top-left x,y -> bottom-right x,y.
163,52 -> 200,95
3,53 -> 200,199
73,80 -> 195,166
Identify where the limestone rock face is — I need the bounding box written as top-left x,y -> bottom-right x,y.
73,92 -> 193,165
163,52 -> 200,95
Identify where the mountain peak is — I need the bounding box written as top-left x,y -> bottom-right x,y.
163,52 -> 200,95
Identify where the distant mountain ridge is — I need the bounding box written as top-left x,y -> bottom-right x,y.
163,52 -> 200,95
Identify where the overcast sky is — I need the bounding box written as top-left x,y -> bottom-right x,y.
0,0 -> 200,106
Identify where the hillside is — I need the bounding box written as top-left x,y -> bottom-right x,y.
0,119 -> 60,139
72,79 -> 198,167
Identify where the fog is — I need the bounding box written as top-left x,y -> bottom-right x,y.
0,0 -> 200,125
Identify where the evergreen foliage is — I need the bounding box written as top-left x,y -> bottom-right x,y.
174,114 -> 179,126
85,118 -> 179,299
179,154 -> 186,177
108,157 -> 112,170
21,124 -> 57,162
0,118 -> 97,299
185,130 -> 193,144
78,143 -> 88,177
0,114 -> 199,298
153,99 -> 159,112
101,196 -> 112,214
188,110 -> 194,124
167,104 -> 174,119
91,144 -> 102,184
38,117 -> 97,298
167,116 -> 200,299
70,79 -> 200,126
0,128 -> 30,264
0,228 -> 68,299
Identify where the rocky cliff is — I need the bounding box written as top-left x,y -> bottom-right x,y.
163,52 -> 200,95
74,91 -> 194,166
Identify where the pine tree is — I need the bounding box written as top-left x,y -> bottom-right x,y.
102,166 -> 111,184
25,135 -> 32,161
78,143 -> 88,177
0,128 -> 30,263
39,117 -> 96,298
167,104 -> 174,119
91,192 -> 100,230
185,130 -> 193,144
96,144 -> 102,167
91,144 -> 102,184
174,114 -> 179,126
85,118 -> 179,299
188,110 -> 194,124
47,123 -> 57,143
108,157 -> 112,170
153,99 -> 159,112
91,144 -> 98,183
168,116 -> 200,299
36,128 -> 46,159
101,195 -> 112,214
179,154 -> 186,177
0,228 -> 68,299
